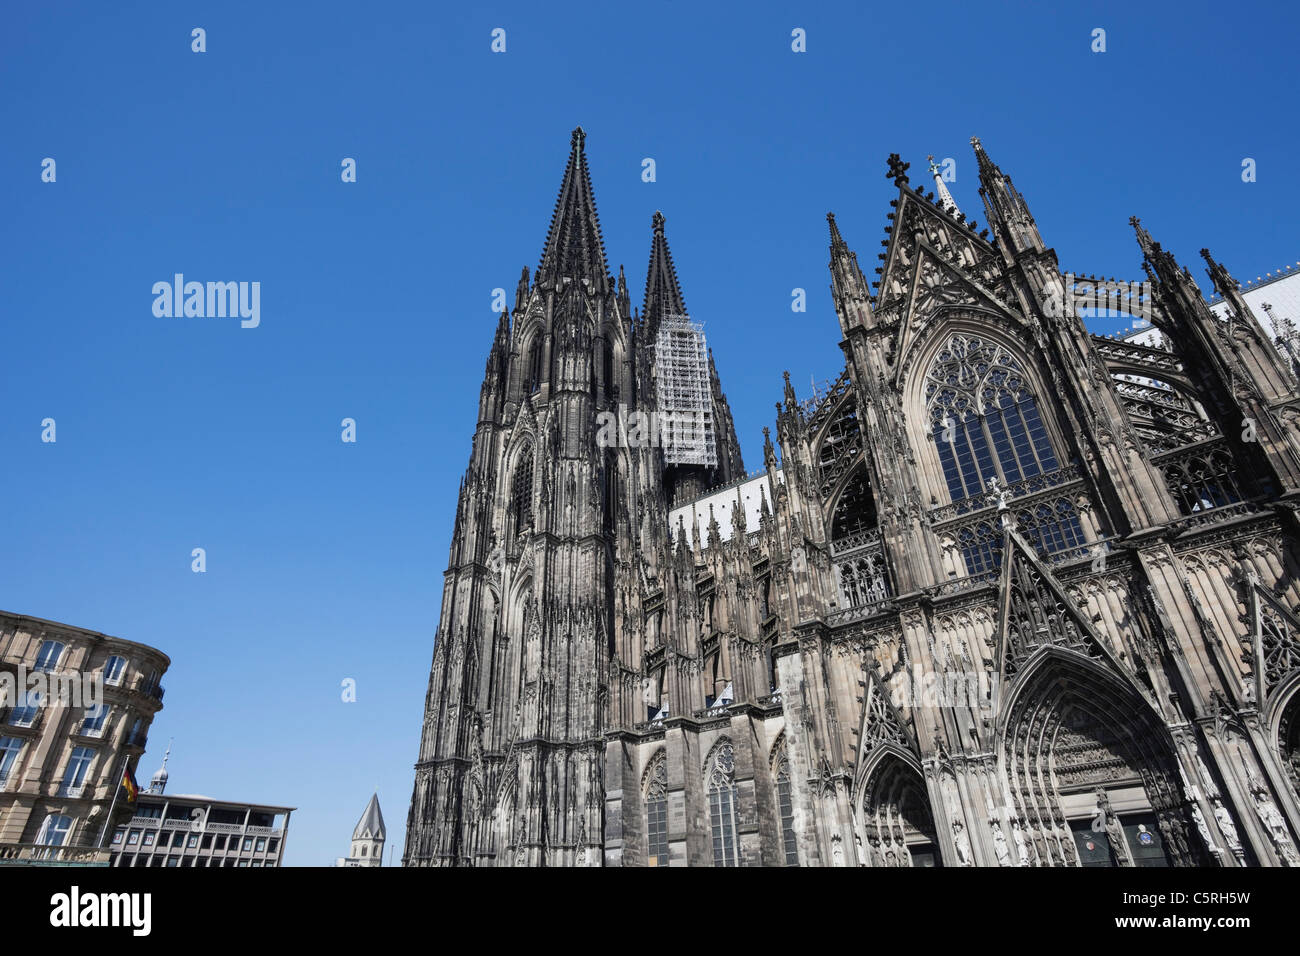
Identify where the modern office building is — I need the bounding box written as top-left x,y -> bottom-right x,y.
0,611 -> 168,865
109,756 -> 293,867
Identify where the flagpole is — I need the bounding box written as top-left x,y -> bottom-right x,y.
96,750 -> 130,849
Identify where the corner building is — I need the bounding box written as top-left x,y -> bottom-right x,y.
405,131 -> 1300,868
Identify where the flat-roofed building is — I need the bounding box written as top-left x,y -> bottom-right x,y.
110,783 -> 294,868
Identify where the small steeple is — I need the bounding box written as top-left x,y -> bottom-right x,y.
927,155 -> 960,217
353,792 -> 386,842
148,739 -> 172,795
536,127 -> 611,287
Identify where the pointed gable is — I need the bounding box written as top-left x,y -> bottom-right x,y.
992,524 -> 1130,688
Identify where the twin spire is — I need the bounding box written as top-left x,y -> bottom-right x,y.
642,210 -> 688,338
536,127 -> 611,285
535,128 -> 693,333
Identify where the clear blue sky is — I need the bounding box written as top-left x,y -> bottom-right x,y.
2,0 -> 1297,865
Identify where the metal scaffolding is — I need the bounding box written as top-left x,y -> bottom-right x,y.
655,314 -> 717,467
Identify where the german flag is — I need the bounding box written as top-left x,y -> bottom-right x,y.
121,768 -> 139,804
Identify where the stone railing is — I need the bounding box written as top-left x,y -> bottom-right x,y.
830,528 -> 882,557
692,702 -> 732,720
206,822 -> 246,834
928,466 -> 1081,523
0,843 -> 112,866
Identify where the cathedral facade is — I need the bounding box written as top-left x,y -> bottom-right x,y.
404,129 -> 1300,867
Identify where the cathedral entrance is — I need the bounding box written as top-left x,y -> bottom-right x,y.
1002,650 -> 1202,866
859,755 -> 942,867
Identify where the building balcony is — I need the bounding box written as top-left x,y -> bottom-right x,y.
0,843 -> 111,866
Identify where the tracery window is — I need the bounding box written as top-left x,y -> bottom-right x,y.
1161,448 -> 1242,515
838,551 -> 891,608
926,334 -> 1085,572
926,334 -> 1059,502
645,752 -> 669,867
511,449 -> 534,536
706,740 -> 740,867
773,741 -> 798,866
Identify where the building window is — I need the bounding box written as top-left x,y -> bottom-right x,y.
112,830 -> 124,845
103,655 -> 127,686
243,837 -> 253,851
773,742 -> 799,866
36,813 -> 74,847
0,736 -> 24,785
927,334 -> 1060,502
201,833 -> 213,849
34,640 -> 65,673
127,830 -> 140,845
511,450 -> 534,535
256,837 -> 267,852
188,834 -> 199,848
59,746 -> 96,797
80,704 -> 109,738
645,752 -> 669,867
526,338 -> 544,393
142,831 -> 155,846
706,740 -> 740,867
1161,448 -> 1243,515
267,838 -> 278,853
8,691 -> 41,728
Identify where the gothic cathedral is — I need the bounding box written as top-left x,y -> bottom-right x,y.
404,129 -> 1300,868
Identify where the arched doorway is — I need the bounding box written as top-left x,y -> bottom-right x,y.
858,751 -> 942,867
1001,649 -> 1203,867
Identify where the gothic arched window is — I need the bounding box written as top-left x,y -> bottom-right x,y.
772,739 -> 798,866
645,751 -> 669,867
525,338 -> 544,393
925,334 -> 1059,503
511,449 -> 534,536
706,740 -> 740,867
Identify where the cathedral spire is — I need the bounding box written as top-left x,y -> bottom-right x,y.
536,127 -> 611,287
642,210 -> 687,340
972,136 -> 1044,256
927,155 -> 960,217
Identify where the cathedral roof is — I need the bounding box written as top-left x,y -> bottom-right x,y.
536,127 -> 610,285
353,793 -> 386,841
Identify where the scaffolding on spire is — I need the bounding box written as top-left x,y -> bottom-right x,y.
655,314 -> 717,468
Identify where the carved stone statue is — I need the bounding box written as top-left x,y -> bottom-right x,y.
1191,802 -> 1220,857
990,819 -> 1011,866
951,819 -> 973,866
1012,819 -> 1031,866
1213,799 -> 1242,853
1253,790 -> 1300,865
